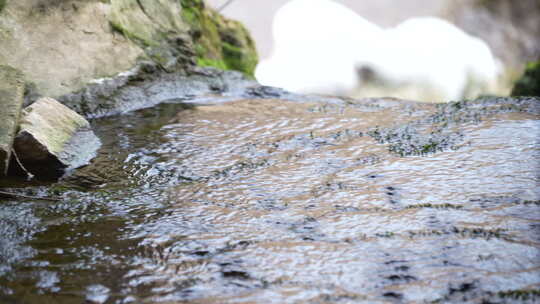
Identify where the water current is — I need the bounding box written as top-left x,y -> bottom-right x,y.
0,96 -> 539,303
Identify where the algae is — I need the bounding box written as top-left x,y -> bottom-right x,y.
512,60 -> 540,96
107,0 -> 257,76
180,0 -> 258,77
498,289 -> 540,301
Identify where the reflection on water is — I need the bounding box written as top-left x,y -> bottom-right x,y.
0,96 -> 539,303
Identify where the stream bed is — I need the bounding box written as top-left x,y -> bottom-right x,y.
1,94 -> 539,303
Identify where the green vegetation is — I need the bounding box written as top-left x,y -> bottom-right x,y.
106,0 -> 257,76
0,0 -> 5,12
180,0 -> 258,77
512,60 -> 540,96
196,57 -> 228,70
498,289 -> 540,301
521,200 -> 540,205
109,21 -> 156,48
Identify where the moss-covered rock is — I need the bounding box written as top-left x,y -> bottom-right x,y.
180,0 -> 258,77
512,60 -> 540,96
108,0 -> 193,71
107,0 -> 257,76
0,0 -> 258,99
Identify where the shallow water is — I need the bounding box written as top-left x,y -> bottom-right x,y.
0,96 -> 539,303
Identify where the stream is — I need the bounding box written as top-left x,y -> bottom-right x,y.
0,94 -> 539,303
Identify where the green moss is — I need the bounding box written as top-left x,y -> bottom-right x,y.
222,41 -> 258,77
180,0 -> 258,77
109,20 -> 156,48
107,0 -> 258,76
0,0 -> 5,12
196,57 -> 228,70
512,60 -> 540,96
180,0 -> 203,27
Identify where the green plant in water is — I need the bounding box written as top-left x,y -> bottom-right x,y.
498,289 -> 540,300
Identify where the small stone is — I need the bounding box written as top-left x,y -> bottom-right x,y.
0,65 -> 25,176
13,98 -> 101,180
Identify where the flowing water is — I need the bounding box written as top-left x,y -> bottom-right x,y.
0,95 -> 539,303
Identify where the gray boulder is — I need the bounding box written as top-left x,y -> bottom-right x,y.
13,98 -> 101,180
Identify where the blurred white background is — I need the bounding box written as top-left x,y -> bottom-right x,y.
206,0 -> 539,102
207,0 -> 449,59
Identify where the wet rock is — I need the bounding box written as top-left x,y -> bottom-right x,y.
12,98 -> 101,180
58,64 -> 257,118
0,65 -> 25,176
242,85 -> 289,99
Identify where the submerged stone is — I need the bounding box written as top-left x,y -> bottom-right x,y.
13,98 -> 101,180
0,65 -> 25,176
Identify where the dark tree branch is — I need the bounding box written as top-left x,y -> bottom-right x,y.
218,0 -> 236,12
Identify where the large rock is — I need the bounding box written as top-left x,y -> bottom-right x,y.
0,65 -> 24,176
13,98 -> 101,180
58,63 -> 258,118
0,0 -> 257,99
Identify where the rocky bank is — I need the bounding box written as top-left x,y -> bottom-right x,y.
0,0 -> 257,100
0,0 -> 259,178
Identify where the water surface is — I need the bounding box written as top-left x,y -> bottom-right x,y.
0,96 -> 539,303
